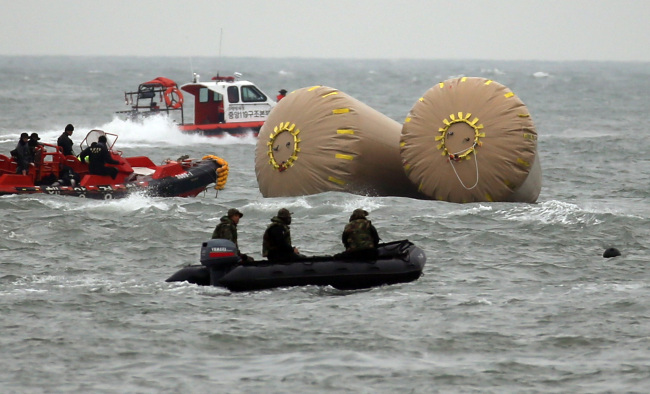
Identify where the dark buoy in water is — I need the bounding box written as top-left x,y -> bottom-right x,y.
603,248 -> 621,258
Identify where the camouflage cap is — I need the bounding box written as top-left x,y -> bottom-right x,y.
352,208 -> 368,217
277,208 -> 292,218
228,208 -> 243,218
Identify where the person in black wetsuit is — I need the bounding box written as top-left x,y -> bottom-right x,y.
79,135 -> 120,179
57,124 -> 75,156
13,133 -> 32,175
28,133 -> 42,163
262,208 -> 303,263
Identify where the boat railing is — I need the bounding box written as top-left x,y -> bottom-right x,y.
117,82 -> 185,123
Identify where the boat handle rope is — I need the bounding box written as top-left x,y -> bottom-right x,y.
448,147 -> 480,190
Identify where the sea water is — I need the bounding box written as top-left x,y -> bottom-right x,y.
1,56 -> 649,393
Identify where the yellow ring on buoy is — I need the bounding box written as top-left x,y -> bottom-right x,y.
435,112 -> 485,160
266,122 -> 301,171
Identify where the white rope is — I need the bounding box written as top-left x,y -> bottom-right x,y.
448,145 -> 479,190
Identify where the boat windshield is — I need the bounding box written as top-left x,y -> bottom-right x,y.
80,129 -> 118,151
241,85 -> 268,102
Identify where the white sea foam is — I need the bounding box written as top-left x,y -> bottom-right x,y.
98,117 -> 257,148
445,204 -> 493,217
480,68 -> 506,75
2,117 -> 257,148
35,192 -> 179,213
499,200 -> 602,225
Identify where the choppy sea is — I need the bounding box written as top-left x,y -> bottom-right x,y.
1,56 -> 649,393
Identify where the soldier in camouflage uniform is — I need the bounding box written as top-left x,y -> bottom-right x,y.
212,208 -> 253,263
262,208 -> 302,262
341,208 -> 380,259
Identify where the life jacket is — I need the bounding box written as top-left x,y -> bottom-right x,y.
212,216 -> 238,247
343,219 -> 375,251
262,217 -> 291,257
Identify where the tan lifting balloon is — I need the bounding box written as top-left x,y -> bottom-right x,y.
400,77 -> 542,203
255,86 -> 420,198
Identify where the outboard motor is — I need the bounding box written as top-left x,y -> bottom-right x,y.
200,239 -> 241,286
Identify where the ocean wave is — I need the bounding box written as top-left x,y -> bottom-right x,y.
498,200 -> 603,225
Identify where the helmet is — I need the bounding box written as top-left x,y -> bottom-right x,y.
350,208 -> 369,221
352,209 -> 368,217
228,208 -> 243,218
277,208 -> 292,218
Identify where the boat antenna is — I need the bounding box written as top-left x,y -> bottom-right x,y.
216,28 -> 223,78
189,56 -> 198,83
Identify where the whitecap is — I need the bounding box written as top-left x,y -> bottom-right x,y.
445,204 -> 493,217
92,117 -> 257,148
498,200 -> 602,225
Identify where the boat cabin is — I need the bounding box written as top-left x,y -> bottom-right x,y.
178,73 -> 275,134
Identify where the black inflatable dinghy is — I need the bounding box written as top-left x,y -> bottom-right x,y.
166,239 -> 426,291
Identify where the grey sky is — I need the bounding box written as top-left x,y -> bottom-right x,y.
1,0 -> 648,61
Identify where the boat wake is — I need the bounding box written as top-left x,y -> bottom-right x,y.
1,117 -> 257,149
101,117 -> 257,148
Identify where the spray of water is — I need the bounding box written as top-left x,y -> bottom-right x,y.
1,116 -> 257,149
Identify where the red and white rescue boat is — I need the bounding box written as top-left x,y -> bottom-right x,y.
117,73 -> 277,137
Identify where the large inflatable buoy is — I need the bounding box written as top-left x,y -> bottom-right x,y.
255,86 -> 420,198
400,77 -> 541,203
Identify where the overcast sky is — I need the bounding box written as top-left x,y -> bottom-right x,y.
1,0 -> 648,62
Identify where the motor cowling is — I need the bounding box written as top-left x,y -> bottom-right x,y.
200,239 -> 240,286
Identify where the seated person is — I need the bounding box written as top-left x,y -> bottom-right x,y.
212,208 -> 253,264
341,208 -> 380,260
79,135 -> 120,179
58,166 -> 81,187
262,208 -> 303,263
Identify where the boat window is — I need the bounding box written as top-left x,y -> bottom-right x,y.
199,88 -> 209,103
213,92 -> 223,102
241,85 -> 267,102
227,86 -> 239,103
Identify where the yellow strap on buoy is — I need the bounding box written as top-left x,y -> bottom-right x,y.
328,176 -> 345,186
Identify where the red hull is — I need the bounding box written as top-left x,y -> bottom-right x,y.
1,131 -> 223,199
178,121 -> 263,137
